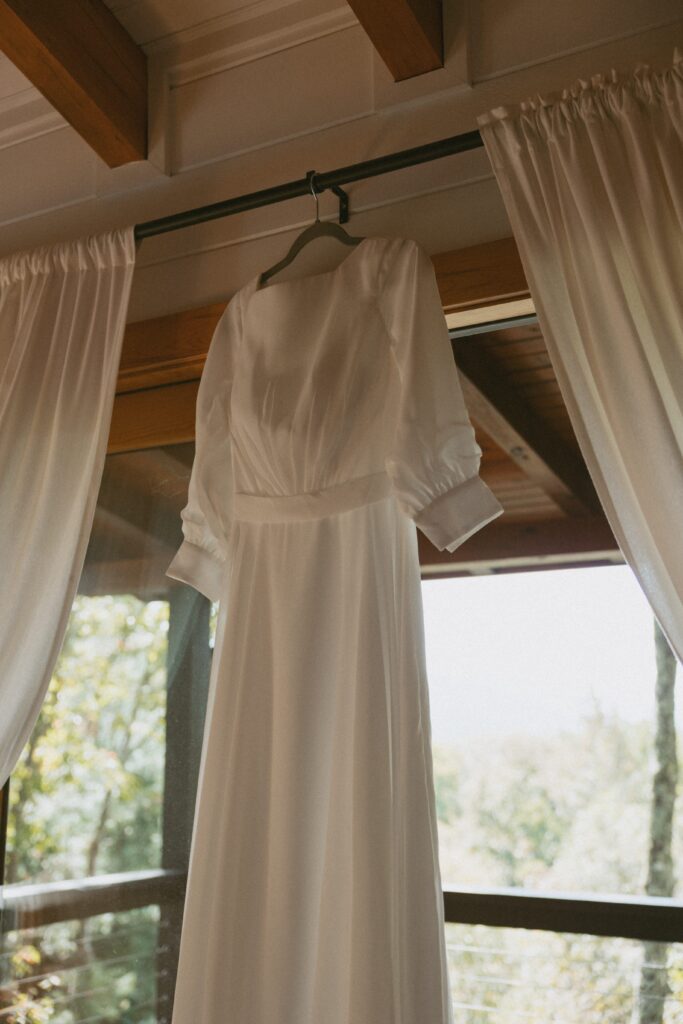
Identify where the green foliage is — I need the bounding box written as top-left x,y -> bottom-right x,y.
3,596 -> 168,1023
475,756 -> 570,886
445,924 -> 683,1024
433,702 -> 682,1022
1,909 -> 160,1024
432,746 -> 462,824
7,596 -> 168,885
433,705 -> 682,897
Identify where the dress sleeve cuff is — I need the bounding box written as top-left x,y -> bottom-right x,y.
415,475 -> 504,552
166,539 -> 225,603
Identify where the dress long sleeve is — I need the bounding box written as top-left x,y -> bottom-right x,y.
166,297 -> 237,602
379,238 -> 504,552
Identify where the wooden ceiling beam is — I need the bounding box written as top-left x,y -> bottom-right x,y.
346,0 -> 443,81
0,0 -> 147,166
452,338 -> 601,517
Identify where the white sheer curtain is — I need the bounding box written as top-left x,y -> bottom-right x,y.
478,54 -> 683,662
0,229 -> 136,787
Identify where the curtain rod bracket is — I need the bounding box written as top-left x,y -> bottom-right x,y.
330,184 -> 349,224
306,170 -> 349,224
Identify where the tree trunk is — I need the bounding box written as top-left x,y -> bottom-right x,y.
637,618 -> 678,1024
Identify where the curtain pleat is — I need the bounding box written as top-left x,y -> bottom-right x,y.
0,229 -> 136,787
478,54 -> 683,662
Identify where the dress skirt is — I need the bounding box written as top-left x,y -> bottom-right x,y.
170,495 -> 454,1024
166,233 -> 504,1023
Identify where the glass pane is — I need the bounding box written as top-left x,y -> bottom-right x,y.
1,443 -> 206,1024
424,565 -> 682,896
0,908 -> 162,1024
445,924 -> 683,1023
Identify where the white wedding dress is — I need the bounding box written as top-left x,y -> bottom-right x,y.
166,235 -> 503,1024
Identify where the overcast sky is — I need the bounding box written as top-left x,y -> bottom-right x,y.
422,564 -> 681,747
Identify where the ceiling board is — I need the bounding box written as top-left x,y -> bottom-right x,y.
100,0 -> 339,47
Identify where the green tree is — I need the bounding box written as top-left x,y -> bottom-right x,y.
3,595 -> 168,1024
7,596 -> 168,885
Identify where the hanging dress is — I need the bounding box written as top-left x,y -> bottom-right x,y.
166,235 -> 504,1024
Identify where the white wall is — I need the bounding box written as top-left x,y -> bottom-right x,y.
0,0 -> 680,321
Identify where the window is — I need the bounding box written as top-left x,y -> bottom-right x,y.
424,564 -> 682,1021
1,443 -> 207,1024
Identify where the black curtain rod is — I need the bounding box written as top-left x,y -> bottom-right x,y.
134,128 -> 484,242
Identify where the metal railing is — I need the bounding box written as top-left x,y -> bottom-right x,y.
2,871 -> 682,1022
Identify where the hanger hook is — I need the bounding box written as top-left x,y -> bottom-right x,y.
308,170 -> 320,223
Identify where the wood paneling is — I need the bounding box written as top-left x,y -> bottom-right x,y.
3,869 -> 185,930
346,0 -> 443,81
475,322 -> 580,445
453,338 -> 600,516
0,0 -> 147,166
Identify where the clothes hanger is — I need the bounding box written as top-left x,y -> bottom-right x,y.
258,171 -> 365,286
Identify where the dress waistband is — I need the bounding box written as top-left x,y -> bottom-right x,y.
233,472 -> 392,523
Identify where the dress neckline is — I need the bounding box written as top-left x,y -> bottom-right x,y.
250,235 -> 372,298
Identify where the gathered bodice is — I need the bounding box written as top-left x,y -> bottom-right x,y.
230,238 -> 397,498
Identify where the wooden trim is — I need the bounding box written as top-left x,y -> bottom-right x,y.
346,0 -> 443,81
117,304 -> 225,394
433,237 -> 529,314
419,515 -> 619,571
4,866 -> 681,944
108,381 -> 198,454
0,0 -> 147,166
2,869 -> 185,930
444,888 -> 683,944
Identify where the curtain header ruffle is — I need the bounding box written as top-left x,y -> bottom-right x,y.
477,50 -> 682,142
0,227 -> 136,288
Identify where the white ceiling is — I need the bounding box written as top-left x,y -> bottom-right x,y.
0,0 -> 679,324
101,0 -> 330,48
0,50 -> 31,93
0,0 -> 346,108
